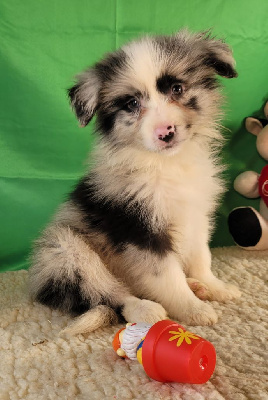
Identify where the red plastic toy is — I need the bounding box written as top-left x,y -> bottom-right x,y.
113,319 -> 216,384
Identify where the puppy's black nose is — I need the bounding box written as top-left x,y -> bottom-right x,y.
159,131 -> 174,143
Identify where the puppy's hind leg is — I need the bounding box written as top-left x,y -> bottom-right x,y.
30,224 -> 126,332
29,224 -> 166,333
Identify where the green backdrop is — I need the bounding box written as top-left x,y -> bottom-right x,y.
1,0 -> 268,272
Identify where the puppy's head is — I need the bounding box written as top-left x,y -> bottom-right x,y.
69,30 -> 237,155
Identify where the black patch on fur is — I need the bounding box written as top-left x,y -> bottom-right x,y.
95,50 -> 127,82
156,74 -> 183,95
185,66 -> 199,75
186,123 -> 192,129
96,108 -> 116,133
154,36 -> 179,55
204,53 -> 238,78
184,96 -> 200,111
70,177 -> 173,257
68,84 -> 94,127
196,77 -> 219,90
113,92 -> 142,113
36,274 -> 124,316
36,272 -> 91,315
68,84 -> 79,104
96,92 -> 142,134
228,208 -> 262,247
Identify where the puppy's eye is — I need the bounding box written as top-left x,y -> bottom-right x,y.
171,83 -> 183,96
126,98 -> 140,112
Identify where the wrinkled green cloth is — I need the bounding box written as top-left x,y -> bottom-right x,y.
1,0 -> 267,271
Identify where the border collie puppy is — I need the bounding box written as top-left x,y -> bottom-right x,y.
29,30 -> 241,334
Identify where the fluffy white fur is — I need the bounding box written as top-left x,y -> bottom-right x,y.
29,30 -> 241,334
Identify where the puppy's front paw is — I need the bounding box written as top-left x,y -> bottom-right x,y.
206,280 -> 241,302
188,301 -> 218,326
186,278 -> 212,301
172,300 -> 218,326
122,298 -> 167,324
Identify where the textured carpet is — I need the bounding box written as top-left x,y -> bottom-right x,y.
0,247 -> 267,400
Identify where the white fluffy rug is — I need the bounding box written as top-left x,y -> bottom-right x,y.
0,247 -> 267,400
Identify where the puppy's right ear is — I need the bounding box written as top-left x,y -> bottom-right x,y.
68,69 -> 100,127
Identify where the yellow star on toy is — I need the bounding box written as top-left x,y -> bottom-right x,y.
168,328 -> 200,347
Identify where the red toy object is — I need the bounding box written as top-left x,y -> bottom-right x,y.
113,320 -> 216,384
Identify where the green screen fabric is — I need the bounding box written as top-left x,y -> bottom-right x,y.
1,0 -> 268,271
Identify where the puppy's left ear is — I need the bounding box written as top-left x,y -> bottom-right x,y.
68,68 -> 100,127
203,35 -> 238,78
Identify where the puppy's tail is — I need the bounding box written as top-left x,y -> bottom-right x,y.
61,305 -> 119,335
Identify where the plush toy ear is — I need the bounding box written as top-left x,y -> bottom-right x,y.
245,117 -> 263,136
202,34 -> 238,78
68,69 -> 100,127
